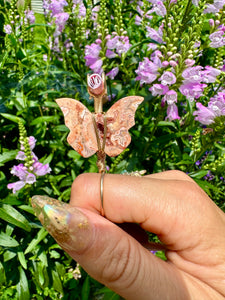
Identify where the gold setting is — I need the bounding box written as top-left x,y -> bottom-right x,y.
100,172 -> 105,216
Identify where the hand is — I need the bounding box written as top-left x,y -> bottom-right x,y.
32,171 -> 225,300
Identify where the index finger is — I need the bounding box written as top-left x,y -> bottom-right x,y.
70,171 -> 215,240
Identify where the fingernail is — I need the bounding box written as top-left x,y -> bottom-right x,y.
31,195 -> 92,253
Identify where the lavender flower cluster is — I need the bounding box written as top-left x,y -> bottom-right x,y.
84,33 -> 131,78
7,136 -> 51,193
133,0 -> 225,122
4,9 -> 35,36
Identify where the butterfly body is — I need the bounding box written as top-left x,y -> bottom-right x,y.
56,96 -> 144,158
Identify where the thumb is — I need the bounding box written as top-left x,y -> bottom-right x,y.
31,195 -> 189,300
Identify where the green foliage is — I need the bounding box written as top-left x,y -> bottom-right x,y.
0,0 -> 225,298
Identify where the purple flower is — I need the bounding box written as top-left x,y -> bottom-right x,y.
146,26 -> 163,43
149,84 -> 169,96
7,181 -> 26,194
4,24 -> 12,34
106,67 -> 119,79
179,82 -> 207,101
193,103 -> 217,125
150,50 -> 163,67
184,59 -> 195,67
25,9 -> 35,24
11,164 -> 27,179
106,49 -> 116,58
84,43 -> 103,73
209,31 -> 225,48
106,35 -> 131,56
209,19 -> 215,27
54,12 -> 69,35
8,136 -> 51,194
159,71 -> 176,85
147,43 -> 158,51
135,57 -> 159,85
116,36 -> 131,55
25,173 -> 37,184
162,61 -> 169,67
28,136 -> 36,150
72,0 -> 86,17
7,170 -> 36,194
166,103 -> 180,121
204,0 -> 225,13
89,59 -> 103,74
33,161 -> 52,176
192,0 -> 199,5
204,171 -> 215,181
136,5 -> 144,17
162,90 -> 177,105
195,160 -> 201,166
16,151 -> 26,160
108,94 -> 116,101
135,15 -> 142,25
148,1 -> 167,16
202,66 -> 221,83
193,91 -> 225,125
21,136 -> 36,151
182,66 -> 203,83
48,0 -> 68,16
85,43 -> 101,65
106,35 -> 119,49
134,4 -> 153,25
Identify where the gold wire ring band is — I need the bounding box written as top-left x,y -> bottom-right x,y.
100,172 -> 105,216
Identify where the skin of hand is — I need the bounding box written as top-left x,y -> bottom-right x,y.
32,170 -> 225,300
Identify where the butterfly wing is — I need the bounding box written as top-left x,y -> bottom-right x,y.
104,96 -> 144,156
55,98 -> 98,157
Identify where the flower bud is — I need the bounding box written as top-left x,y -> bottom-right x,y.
209,19 -> 214,27
87,73 -> 104,96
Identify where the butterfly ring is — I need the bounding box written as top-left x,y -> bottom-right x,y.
100,172 -> 105,217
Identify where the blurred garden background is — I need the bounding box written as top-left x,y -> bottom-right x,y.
0,0 -> 224,298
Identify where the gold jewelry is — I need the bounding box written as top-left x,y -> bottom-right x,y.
100,172 -> 105,216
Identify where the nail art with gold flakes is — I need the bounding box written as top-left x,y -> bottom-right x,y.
31,195 -> 92,252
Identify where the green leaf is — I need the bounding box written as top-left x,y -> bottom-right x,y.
16,267 -> 30,300
0,232 -> 19,247
55,124 -> 68,132
0,113 -> 25,124
81,276 -> 90,300
189,170 -> 208,179
68,150 -> 81,160
37,263 -> 45,286
0,204 -> 31,232
30,115 -> 59,125
24,227 -> 48,254
17,250 -> 27,269
95,287 -> 120,300
3,249 -> 17,262
38,249 -> 48,266
157,121 -> 177,129
0,150 -> 18,165
18,205 -> 35,215
195,179 -> 222,196
41,152 -> 54,164
43,101 -> 58,108
52,269 -> 63,293
0,262 -> 6,285
50,250 -> 60,259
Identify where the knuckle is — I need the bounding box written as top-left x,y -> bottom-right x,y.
168,170 -> 192,181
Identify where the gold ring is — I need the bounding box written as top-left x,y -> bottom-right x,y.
100,172 -> 105,216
